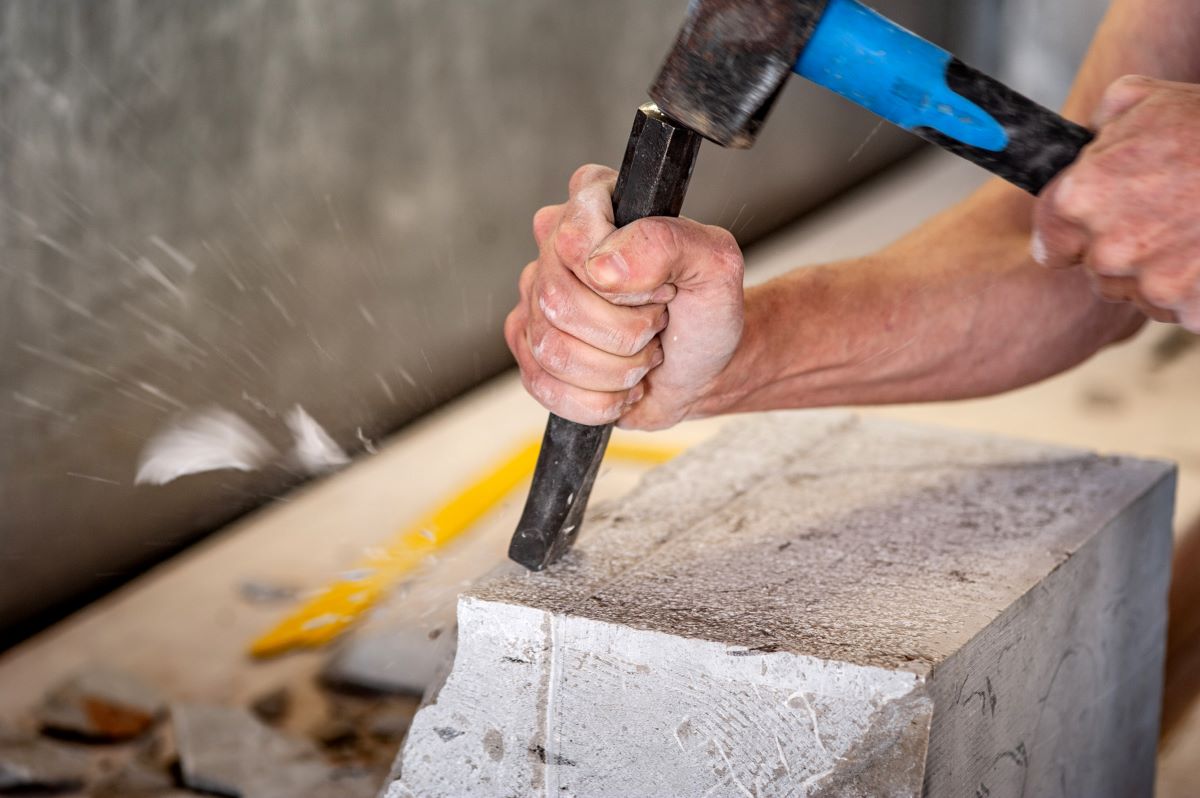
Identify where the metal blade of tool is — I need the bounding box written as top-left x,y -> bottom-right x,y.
508,104 -> 701,571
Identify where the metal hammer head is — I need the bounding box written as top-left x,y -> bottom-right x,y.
650,0 -> 829,149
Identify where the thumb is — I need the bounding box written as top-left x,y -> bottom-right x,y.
581,216 -> 742,306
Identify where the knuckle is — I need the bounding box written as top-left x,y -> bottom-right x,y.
503,307 -> 522,346
635,217 -> 680,262
607,323 -> 648,357
524,369 -> 560,408
1088,236 -> 1136,274
584,393 -> 625,424
1106,74 -> 1150,100
553,219 -> 592,267
623,363 -> 650,389
1139,274 -> 1183,307
535,278 -> 573,325
1052,172 -> 1096,220
518,261 -> 536,296
708,225 -> 745,277
532,206 -> 559,237
569,164 -> 608,194
530,324 -> 572,374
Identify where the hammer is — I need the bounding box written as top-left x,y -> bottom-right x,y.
509,0 -> 1092,571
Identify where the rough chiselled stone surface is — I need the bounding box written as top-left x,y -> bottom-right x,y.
385,412 -> 1175,798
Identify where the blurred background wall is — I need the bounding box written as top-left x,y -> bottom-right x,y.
0,0 -> 1104,639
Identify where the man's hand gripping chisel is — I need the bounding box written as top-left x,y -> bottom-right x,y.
508,0 -> 1094,571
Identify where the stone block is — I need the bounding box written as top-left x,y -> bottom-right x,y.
385,412 -> 1174,798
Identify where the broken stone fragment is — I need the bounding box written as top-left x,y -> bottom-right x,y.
321,624 -> 453,695
0,735 -> 90,793
174,703 -> 330,798
38,667 -> 165,740
90,759 -> 193,798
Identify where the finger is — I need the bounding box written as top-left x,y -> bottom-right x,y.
1089,274 -> 1140,304
525,317 -> 664,392
508,308 -> 641,425
1092,74 -> 1158,128
1031,172 -> 1090,269
1132,253 -> 1200,312
1179,303 -> 1200,334
518,260 -> 536,300
580,216 -> 742,306
1130,295 -> 1179,324
568,163 -> 618,198
533,263 -> 667,356
551,168 -> 618,275
1085,235 -> 1139,277
533,205 -> 563,248
1090,275 -> 1177,322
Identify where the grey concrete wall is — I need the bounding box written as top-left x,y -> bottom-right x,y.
996,0 -> 1109,107
0,1 -> 952,634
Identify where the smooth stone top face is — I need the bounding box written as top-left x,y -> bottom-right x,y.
472,411 -> 1173,673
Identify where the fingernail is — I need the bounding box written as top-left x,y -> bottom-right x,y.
650,284 -> 677,303
628,383 -> 645,404
585,250 -> 628,288
1030,230 -> 1048,266
651,347 -> 665,367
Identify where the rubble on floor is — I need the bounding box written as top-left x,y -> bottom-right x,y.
0,731 -> 90,792
174,703 -> 329,797
38,667 -> 166,740
0,663 -> 420,797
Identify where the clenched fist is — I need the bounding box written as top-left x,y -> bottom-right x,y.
505,165 -> 744,430
1033,75 -> 1200,331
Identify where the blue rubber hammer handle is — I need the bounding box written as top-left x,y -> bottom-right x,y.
796,0 -> 1092,195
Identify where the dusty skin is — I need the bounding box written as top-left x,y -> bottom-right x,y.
504,164 -> 744,430
507,0 -> 1200,430
1033,75 -> 1200,331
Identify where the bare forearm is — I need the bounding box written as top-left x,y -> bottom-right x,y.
696,0 -> 1200,418
697,184 -> 1143,416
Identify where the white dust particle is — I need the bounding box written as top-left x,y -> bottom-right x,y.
1029,229 -> 1048,266
285,405 -> 350,475
136,380 -> 187,410
135,255 -> 186,302
356,427 -> 378,454
135,407 -> 277,485
66,472 -> 121,485
149,235 -> 198,274
375,373 -> 396,403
